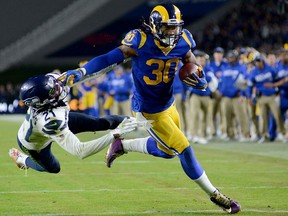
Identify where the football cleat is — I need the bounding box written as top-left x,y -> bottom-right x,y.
9,148 -> 29,170
105,138 -> 125,168
210,190 -> 241,214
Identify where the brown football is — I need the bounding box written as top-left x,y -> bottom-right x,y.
179,63 -> 202,81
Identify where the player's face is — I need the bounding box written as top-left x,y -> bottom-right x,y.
266,54 -> 276,66
158,24 -> 182,47
50,79 -> 63,99
213,52 -> 223,62
160,25 -> 181,36
196,56 -> 206,67
227,56 -> 237,64
254,60 -> 264,69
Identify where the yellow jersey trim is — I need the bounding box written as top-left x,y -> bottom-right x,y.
182,31 -> 192,49
154,39 -> 175,56
138,30 -> 147,49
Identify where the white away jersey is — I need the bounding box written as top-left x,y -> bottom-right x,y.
18,105 -> 70,151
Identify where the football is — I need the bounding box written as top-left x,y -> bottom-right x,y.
179,63 -> 202,81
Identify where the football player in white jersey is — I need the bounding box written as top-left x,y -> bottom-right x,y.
9,72 -> 137,173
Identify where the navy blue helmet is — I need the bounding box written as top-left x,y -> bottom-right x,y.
148,4 -> 184,47
19,75 -> 63,108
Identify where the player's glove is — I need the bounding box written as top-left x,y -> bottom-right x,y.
135,112 -> 154,130
58,68 -> 87,86
184,66 -> 207,90
111,117 -> 138,138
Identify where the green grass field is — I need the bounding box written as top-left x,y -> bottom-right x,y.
1,115 -> 288,216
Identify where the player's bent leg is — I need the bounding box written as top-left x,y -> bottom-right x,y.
25,147 -> 61,173
17,141 -> 60,173
68,112 -> 125,134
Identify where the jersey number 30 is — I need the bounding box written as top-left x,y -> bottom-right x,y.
144,58 -> 179,85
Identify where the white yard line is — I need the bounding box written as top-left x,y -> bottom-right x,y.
24,209 -> 288,216
1,170 -> 288,179
1,185 -> 288,194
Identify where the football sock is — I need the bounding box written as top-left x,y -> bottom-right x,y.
122,137 -> 175,159
122,137 -> 149,154
15,152 -> 28,165
25,157 -> 46,172
194,172 -> 217,196
178,146 -> 204,180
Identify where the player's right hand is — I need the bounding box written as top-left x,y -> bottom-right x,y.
58,68 -> 86,86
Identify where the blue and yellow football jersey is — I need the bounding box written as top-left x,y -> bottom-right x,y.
122,28 -> 196,113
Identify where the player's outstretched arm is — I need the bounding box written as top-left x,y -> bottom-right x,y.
52,117 -> 138,159
60,45 -> 137,86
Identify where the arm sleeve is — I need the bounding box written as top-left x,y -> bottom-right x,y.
51,130 -> 115,159
83,48 -> 125,75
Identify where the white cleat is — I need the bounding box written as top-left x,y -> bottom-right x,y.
9,148 -> 29,170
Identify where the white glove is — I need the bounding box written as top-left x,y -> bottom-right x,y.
135,112 -> 154,130
111,117 -> 138,137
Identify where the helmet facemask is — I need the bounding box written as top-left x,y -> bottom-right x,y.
46,78 -> 64,107
157,22 -> 183,47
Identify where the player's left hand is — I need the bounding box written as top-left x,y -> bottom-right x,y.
135,112 -> 154,130
58,68 -> 86,86
111,117 -> 138,138
184,67 -> 207,90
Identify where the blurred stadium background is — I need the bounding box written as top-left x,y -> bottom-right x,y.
1,1 -> 288,215
0,0 -> 287,113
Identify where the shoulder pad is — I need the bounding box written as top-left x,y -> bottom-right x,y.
182,29 -> 196,49
122,29 -> 146,50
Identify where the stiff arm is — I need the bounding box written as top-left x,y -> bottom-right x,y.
71,58 -> 131,86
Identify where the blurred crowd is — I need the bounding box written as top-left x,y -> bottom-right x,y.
196,0 -> 288,53
0,83 -> 24,114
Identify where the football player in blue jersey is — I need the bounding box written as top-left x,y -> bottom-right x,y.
63,4 -> 240,214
